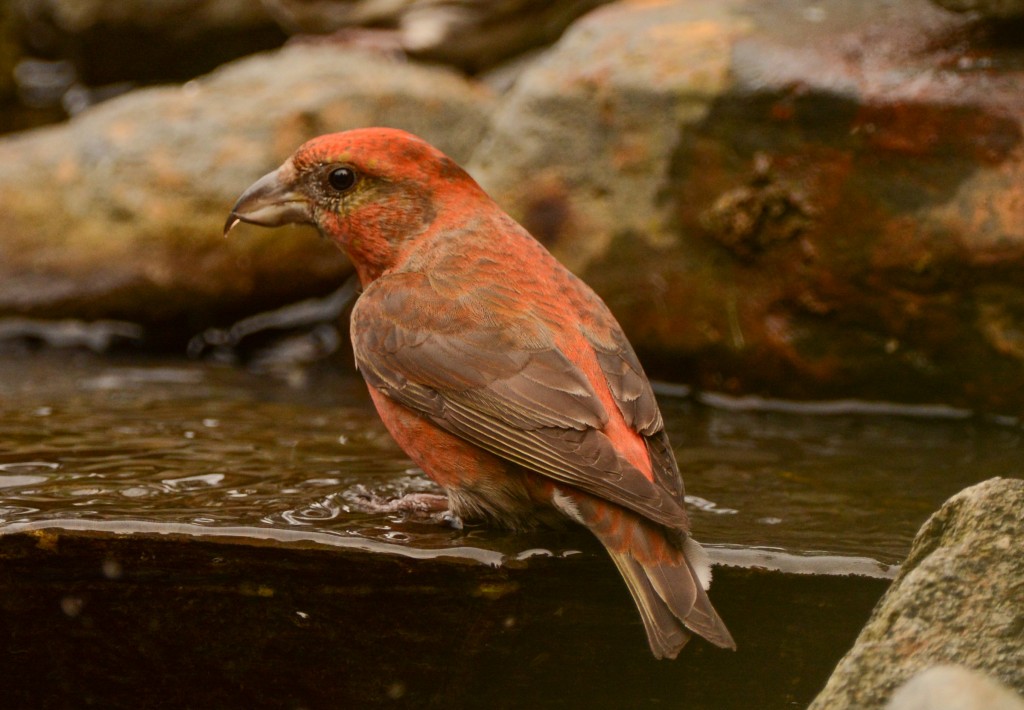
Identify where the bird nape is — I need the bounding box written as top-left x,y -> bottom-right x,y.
224,127 -> 735,658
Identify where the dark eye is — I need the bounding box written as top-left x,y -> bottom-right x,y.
327,166 -> 357,192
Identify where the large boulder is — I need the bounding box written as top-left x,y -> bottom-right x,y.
468,0 -> 1024,413
809,477 -> 1024,709
0,43 -> 494,347
5,0 -> 1024,413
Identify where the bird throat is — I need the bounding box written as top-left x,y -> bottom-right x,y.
327,190 -> 438,287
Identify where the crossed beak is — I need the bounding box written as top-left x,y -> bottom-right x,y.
224,162 -> 312,236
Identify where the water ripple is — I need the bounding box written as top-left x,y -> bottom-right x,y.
0,354 -> 1021,564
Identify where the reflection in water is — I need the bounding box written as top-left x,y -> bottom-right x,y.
1,352 -> 1020,564
274,492 -> 344,526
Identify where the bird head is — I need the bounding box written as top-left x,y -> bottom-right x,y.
225,127 -> 481,284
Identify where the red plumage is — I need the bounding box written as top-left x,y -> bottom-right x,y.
226,127 -> 735,658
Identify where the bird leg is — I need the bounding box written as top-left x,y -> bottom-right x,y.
438,510 -> 465,530
346,484 -> 451,517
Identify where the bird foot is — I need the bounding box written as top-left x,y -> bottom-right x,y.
439,510 -> 464,530
345,485 -> 466,529
346,485 -> 450,516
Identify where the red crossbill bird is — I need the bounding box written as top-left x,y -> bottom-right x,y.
225,128 -> 735,658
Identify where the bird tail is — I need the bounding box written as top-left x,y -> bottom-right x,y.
605,536 -> 735,659
551,486 -> 735,658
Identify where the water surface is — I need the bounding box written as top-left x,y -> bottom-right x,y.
2,351 -> 1018,565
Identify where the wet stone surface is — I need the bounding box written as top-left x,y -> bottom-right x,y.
0,525 -> 887,710
0,352 -> 1021,708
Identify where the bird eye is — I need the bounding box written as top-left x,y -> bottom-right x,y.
327,166 -> 357,192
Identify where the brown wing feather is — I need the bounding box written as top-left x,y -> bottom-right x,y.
351,272 -> 689,528
575,281 -> 686,505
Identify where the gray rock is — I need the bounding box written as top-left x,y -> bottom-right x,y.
6,0 -> 1024,414
886,665 -> 1024,710
468,0 -> 747,275
0,43 -> 494,345
809,478 -> 1024,710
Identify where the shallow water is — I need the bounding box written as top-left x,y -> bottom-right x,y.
4,350 -> 1020,709
1,351 -> 1019,565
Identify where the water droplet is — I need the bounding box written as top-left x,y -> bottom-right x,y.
0,461 -> 60,473
0,474 -> 48,489
304,478 -> 341,487
0,504 -> 39,517
165,473 -> 225,489
61,596 -> 84,617
514,548 -> 554,561
281,510 -> 312,526
102,559 -> 123,579
685,495 -> 739,515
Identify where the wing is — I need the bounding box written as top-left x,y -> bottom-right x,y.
573,279 -> 686,504
351,271 -> 689,529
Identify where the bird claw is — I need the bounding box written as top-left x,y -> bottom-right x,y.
345,485 -> 450,516
439,510 -> 464,530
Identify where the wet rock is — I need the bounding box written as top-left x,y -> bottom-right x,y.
931,0 -> 1024,18
809,478 -> 1024,710
886,665 -> 1024,710
261,0 -> 612,70
0,520 -> 890,708
0,43 -> 493,348
0,317 -> 143,352
5,0 -> 1024,413
469,0 -> 1024,414
468,0 -> 748,279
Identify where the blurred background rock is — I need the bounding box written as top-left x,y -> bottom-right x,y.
1,0 -> 1023,414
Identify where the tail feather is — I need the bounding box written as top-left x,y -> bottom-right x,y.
609,545 -> 735,658
678,537 -> 735,649
554,486 -> 736,658
677,556 -> 736,650
607,549 -> 691,659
